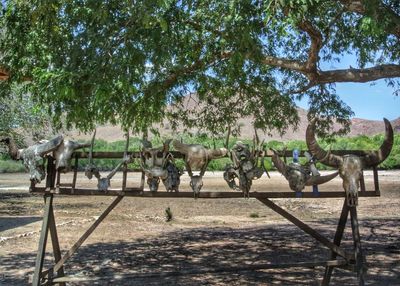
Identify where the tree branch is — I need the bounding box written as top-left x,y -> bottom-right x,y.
297,19 -> 323,72
261,56 -> 307,72
315,64 -> 400,84
0,68 -> 9,80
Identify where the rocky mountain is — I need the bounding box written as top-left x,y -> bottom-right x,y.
69,107 -> 399,142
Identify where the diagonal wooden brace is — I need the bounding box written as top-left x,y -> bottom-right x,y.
257,198 -> 352,261
52,195 -> 124,273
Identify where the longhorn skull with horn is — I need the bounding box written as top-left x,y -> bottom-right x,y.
306,118 -> 393,206
271,149 -> 338,193
173,140 -> 228,198
1,135 -> 63,183
85,131 -> 132,191
140,139 -> 173,192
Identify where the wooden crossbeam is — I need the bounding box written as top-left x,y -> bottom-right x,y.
73,150 -> 381,159
30,187 -> 380,199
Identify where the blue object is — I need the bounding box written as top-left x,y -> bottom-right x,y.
293,149 -> 299,163
296,191 -> 302,198
313,185 -> 320,196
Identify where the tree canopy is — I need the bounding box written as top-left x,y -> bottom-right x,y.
0,0 -> 399,137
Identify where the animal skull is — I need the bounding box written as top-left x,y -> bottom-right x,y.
173,140 -> 228,197
224,141 -> 267,197
53,140 -> 91,172
162,161 -> 182,192
306,118 -> 393,206
271,149 -> 338,193
1,135 -> 64,183
140,139 -> 172,192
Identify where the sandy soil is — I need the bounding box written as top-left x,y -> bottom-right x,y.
0,170 -> 399,285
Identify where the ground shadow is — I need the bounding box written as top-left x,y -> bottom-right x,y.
0,216 -> 42,232
1,218 -> 399,285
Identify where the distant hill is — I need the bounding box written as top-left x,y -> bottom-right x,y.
69,107 -> 399,142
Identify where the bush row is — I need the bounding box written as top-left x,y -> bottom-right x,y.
1,133 -> 399,173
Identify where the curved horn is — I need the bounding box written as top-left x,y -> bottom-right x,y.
271,149 -> 288,179
37,135 -> 64,156
305,171 -> 339,186
172,140 -> 189,154
363,118 -> 394,167
306,119 -> 342,167
207,148 -> 228,159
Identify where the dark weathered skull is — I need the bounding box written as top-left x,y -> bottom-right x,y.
147,177 -> 161,192
162,161 -> 182,192
306,118 -> 393,206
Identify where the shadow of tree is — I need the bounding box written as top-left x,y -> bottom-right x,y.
0,216 -> 42,232
1,218 -> 399,285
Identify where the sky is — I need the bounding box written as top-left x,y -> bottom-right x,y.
296,54 -> 400,121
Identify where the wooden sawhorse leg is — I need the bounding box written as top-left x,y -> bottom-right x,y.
32,194 -> 65,286
322,200 -> 365,286
322,200 -> 349,285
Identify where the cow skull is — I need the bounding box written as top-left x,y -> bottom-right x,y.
85,131 -> 132,191
162,161 -> 183,192
223,141 -> 267,197
53,140 -> 91,172
140,139 -> 172,192
1,135 -> 63,183
306,118 -> 393,206
271,149 -> 338,193
173,140 -> 228,198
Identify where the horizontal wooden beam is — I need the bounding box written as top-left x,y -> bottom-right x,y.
51,259 -> 348,283
73,150 -> 378,159
30,188 -> 379,199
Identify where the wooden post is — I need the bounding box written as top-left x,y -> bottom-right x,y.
32,195 -> 52,286
359,172 -> 366,193
322,200 -> 350,285
72,156 -> 79,190
373,166 -> 380,196
350,207 -> 365,286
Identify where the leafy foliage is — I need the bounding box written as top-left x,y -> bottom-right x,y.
1,1 -> 398,137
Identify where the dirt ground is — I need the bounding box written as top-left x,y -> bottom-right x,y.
0,170 -> 399,285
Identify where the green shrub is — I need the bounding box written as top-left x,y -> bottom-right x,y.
1,133 -> 399,172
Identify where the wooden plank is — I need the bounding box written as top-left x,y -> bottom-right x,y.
72,150 -> 379,159
32,195 -> 53,286
322,200 -> 350,285
350,207 -> 365,286
52,259 -> 348,282
31,187 -> 380,199
53,196 -> 123,273
257,198 -> 352,260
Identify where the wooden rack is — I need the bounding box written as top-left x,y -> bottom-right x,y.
29,150 -> 381,285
